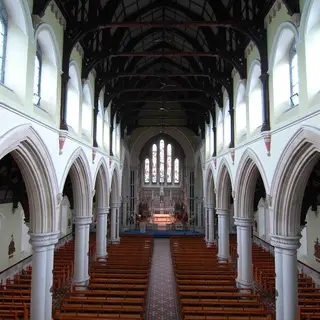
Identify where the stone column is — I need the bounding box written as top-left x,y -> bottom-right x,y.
197,202 -> 201,227
96,207 -> 108,258
73,216 -> 92,285
271,235 -> 300,320
216,209 -> 230,261
234,217 -> 253,288
29,232 -> 59,320
123,202 -> 128,228
206,204 -> 214,247
111,204 -> 120,244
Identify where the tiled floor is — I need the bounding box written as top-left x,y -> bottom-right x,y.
145,239 -> 180,320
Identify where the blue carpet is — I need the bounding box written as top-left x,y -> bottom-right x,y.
120,229 -> 204,238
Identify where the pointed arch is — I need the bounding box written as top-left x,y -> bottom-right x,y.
234,149 -> 269,219
110,163 -> 121,204
271,126 -> 320,237
216,158 -> 233,209
60,148 -> 92,217
93,157 -> 109,208
205,165 -> 215,206
0,124 -> 59,233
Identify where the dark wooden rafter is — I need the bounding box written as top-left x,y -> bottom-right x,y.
55,0 -> 276,141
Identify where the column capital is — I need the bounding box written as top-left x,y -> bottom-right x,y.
29,232 -> 59,248
206,204 -> 214,210
110,203 -> 120,209
234,217 -> 254,227
216,208 -> 229,216
96,207 -> 109,215
73,216 -> 92,225
271,234 -> 301,250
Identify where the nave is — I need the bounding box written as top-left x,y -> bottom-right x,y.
0,233 -> 319,319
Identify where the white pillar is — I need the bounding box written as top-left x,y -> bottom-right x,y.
197,202 -> 201,227
271,235 -> 300,320
29,232 -> 59,320
73,216 -> 92,285
217,209 -> 230,260
96,207 -> 108,258
206,205 -> 214,247
123,202 -> 128,227
111,204 -> 120,244
235,217 -> 253,288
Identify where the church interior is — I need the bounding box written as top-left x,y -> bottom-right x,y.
0,0 -> 319,319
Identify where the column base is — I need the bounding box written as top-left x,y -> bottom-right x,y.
111,238 -> 120,244
236,278 -> 253,291
73,276 -> 90,286
206,241 -> 214,248
217,254 -> 231,262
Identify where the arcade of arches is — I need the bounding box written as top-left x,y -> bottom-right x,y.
0,0 -> 320,320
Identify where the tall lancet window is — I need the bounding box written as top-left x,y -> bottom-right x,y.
144,158 -> 150,183
159,139 -> 165,183
174,158 -> 180,183
152,144 -> 157,183
167,144 -> 172,183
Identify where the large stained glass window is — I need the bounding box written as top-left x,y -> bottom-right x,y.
159,139 -> 165,183
174,158 -> 180,183
152,144 -> 157,183
144,158 -> 150,183
167,144 -> 172,183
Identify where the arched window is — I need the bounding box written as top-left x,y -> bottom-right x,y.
174,158 -> 180,183
217,109 -> 224,151
82,84 -> 93,139
223,99 -> 231,148
159,139 -> 165,183
152,144 -> 157,183
289,42 -> 299,107
144,158 -> 150,183
104,107 -> 109,151
0,2 -> 8,83
167,144 -> 172,183
33,42 -> 42,106
96,99 -> 103,147
235,82 -> 247,140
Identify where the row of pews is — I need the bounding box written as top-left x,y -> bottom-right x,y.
171,236 -> 274,320
0,236 -> 96,319
54,235 -> 153,320
251,244 -> 320,320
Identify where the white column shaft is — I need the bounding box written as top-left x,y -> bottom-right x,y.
236,226 -> 242,279
218,212 -> 230,260
30,248 -> 47,320
83,224 -> 90,280
74,224 -> 86,283
274,247 -> 283,320
208,208 -> 214,243
96,213 -> 107,257
282,248 -> 298,320
239,225 -> 253,286
111,207 -> 117,241
45,245 -> 55,320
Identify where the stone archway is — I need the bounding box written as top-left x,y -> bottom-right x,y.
205,166 -> 216,246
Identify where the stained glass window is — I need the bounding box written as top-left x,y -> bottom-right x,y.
159,139 -> 165,183
167,144 -> 172,183
144,158 -> 150,183
0,2 -> 8,83
174,158 -> 179,183
152,144 -> 157,183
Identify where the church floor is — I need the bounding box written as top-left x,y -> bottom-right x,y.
145,239 -> 180,320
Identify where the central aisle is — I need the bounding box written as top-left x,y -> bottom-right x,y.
145,239 -> 180,320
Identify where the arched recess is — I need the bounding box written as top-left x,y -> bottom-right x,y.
110,164 -> 121,204
81,81 -> 94,141
216,158 -> 233,210
93,157 -> 109,209
0,124 -> 59,233
269,22 -> 299,120
66,61 -> 81,134
60,148 -> 92,218
206,166 -> 215,205
247,60 -> 263,133
271,126 -> 320,237
300,0 -> 320,107
235,80 -> 247,142
234,149 -> 269,239
34,23 -> 61,116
